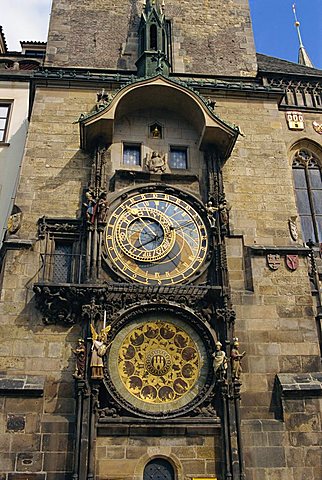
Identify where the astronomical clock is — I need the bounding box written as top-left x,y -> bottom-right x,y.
99,185 -> 217,419
104,188 -> 209,285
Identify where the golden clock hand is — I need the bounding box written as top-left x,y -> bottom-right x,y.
171,220 -> 194,231
127,209 -> 159,238
137,235 -> 158,249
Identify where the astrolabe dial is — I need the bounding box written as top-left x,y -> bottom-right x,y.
108,313 -> 209,414
115,206 -> 176,262
105,190 -> 209,285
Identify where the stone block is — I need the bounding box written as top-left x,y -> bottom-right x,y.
304,447 -> 322,466
43,451 -> 73,472
105,447 -> 125,459
42,433 -> 73,452
181,460 -> 206,475
8,475 -> 46,480
11,434 -> 41,452
41,415 -> 74,434
285,447 -> 305,467
125,447 -> 147,459
195,444 -> 218,461
6,415 -> 25,432
0,452 -> 15,470
5,398 -> 43,414
171,446 -> 196,459
285,413 -> 320,433
97,459 -> 137,477
289,467 -> 313,480
245,447 -> 286,468
15,452 -> 43,472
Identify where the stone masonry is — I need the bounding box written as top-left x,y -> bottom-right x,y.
46,0 -> 257,76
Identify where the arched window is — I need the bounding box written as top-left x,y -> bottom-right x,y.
292,148 -> 322,243
143,458 -> 175,480
150,24 -> 157,50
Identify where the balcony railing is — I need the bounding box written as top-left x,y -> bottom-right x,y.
39,251 -> 86,284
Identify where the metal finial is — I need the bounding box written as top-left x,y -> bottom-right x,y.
292,3 -> 314,67
292,3 -> 303,48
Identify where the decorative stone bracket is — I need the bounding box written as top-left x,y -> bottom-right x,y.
33,282 -> 223,326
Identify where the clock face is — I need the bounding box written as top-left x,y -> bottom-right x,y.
107,311 -> 209,415
104,191 -> 209,285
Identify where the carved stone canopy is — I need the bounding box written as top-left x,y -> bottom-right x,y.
79,76 -> 239,161
33,282 -> 222,326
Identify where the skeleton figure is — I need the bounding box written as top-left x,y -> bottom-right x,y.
206,200 -> 218,228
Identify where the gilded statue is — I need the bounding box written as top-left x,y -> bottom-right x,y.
90,324 -> 111,379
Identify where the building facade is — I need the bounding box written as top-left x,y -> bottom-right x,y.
0,30 -> 46,247
0,1 -> 321,480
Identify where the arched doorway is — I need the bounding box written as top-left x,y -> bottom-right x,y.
143,458 -> 175,480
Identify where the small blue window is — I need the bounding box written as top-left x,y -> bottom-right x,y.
123,145 -> 141,166
169,147 -> 188,169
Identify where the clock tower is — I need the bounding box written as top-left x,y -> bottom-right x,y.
1,1 -> 321,480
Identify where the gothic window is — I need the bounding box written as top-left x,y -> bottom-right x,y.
169,147 -> 188,169
123,144 -> 141,166
143,458 -> 175,480
52,241 -> 74,283
292,148 -> 322,243
0,102 -> 12,143
38,218 -> 83,284
150,24 -> 157,50
140,28 -> 146,54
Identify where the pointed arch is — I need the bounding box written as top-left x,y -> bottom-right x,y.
290,138 -> 322,243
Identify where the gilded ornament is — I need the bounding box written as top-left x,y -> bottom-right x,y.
90,323 -> 111,379
107,315 -> 208,413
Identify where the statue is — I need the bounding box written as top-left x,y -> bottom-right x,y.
90,324 -> 111,379
231,338 -> 246,380
146,151 -> 167,173
219,198 -> 230,232
84,191 -> 96,224
212,341 -> 228,377
7,206 -> 23,236
72,339 -> 86,379
97,192 -> 109,223
206,200 -> 218,228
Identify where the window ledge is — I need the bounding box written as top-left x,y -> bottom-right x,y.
0,142 -> 10,147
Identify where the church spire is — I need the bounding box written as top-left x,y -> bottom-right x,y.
137,0 -> 170,77
292,3 -> 314,68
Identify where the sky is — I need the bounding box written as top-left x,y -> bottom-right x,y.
1,0 -> 321,69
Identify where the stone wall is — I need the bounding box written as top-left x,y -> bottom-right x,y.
46,0 -> 257,76
0,82 -> 321,479
96,431 -> 221,479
